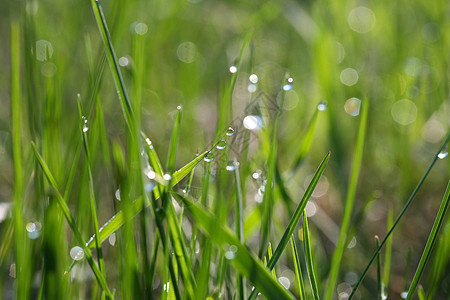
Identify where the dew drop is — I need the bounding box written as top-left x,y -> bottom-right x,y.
229,65 -> 237,73
226,127 -> 235,137
243,115 -> 263,131
248,84 -> 257,93
82,116 -> 89,132
118,56 -> 129,67
163,174 -> 172,181
258,185 -> 266,195
278,277 -> 291,289
204,152 -> 214,162
400,291 -> 408,299
115,189 -> 121,201
226,160 -> 240,171
70,246 -> 85,261
252,170 -> 262,180
225,245 -> 238,260
216,139 -> 226,150
282,84 -> 293,91
108,233 -> 116,246
438,150 -> 448,159
317,101 -> 328,111
26,222 -> 42,239
249,74 -> 258,83
344,97 -> 362,116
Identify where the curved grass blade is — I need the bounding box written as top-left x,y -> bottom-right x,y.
303,211 -> 319,300
172,192 -> 295,300
77,96 -> 106,277
31,143 -> 113,299
405,180 -> 450,300
348,133 -> 450,299
325,99 -> 369,300
85,150 -> 208,248
249,151 -> 331,300
167,106 -> 182,173
383,205 -> 394,293
290,235 -> 306,300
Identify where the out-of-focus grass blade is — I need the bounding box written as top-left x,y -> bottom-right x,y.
405,181 -> 450,300
85,150 -> 208,248
89,0 -> 134,131
234,165 -> 245,300
325,100 -> 369,300
11,21 -> 30,299
268,242 -> 277,278
290,235 -> 306,300
290,109 -> 319,173
348,133 -> 450,299
172,193 -> 294,300
167,106 -> 182,173
259,75 -> 289,258
375,236 -> 382,300
303,212 -> 319,300
383,207 -> 394,294
31,143 -> 113,299
417,285 -> 426,300
249,151 -> 330,300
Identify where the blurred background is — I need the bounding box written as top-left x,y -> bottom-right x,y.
0,0 -> 449,299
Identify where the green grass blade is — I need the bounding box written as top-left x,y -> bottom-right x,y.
383,206 -> 394,293
84,150 -> 208,249
11,20 -> 31,300
348,133 -> 450,299
405,180 -> 450,300
417,285 -> 426,300
172,193 -> 295,300
325,99 -> 369,300
249,151 -> 330,300
290,235 -> 306,300
375,236 -> 382,300
267,242 -> 277,278
31,143 -> 113,299
77,96 -> 106,277
89,0 -> 134,131
167,106 -> 182,173
303,211 -> 319,300
259,75 -> 290,257
234,164 -> 245,300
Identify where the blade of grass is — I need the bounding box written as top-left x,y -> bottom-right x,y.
268,242 -> 277,278
89,0 -> 134,131
234,163 -> 245,300
249,151 -> 330,300
325,99 -> 369,300
173,192 -> 295,300
405,180 -> 450,300
383,206 -> 394,295
259,75 -> 290,257
84,150 -> 208,249
31,143 -> 113,299
77,96 -> 106,278
11,21 -> 31,300
303,211 -> 319,300
375,236 -> 382,300
167,106 -> 182,173
290,235 -> 306,300
348,132 -> 450,299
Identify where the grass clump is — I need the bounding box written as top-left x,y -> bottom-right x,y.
1,0 -> 449,299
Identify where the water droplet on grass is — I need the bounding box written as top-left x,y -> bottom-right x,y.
438,150 -> 448,159
229,65 -> 237,73
344,97 -> 362,116
216,139 -> 226,150
243,115 -> 263,130
108,233 -> 116,246
204,152 -> 214,162
119,56 -> 129,67
252,170 -> 262,180
226,160 -> 239,171
400,291 -> 408,299
70,246 -> 85,261
283,84 -> 293,91
249,74 -> 258,83
225,245 -> 238,260
26,222 -> 42,239
317,101 -> 328,111
115,189 -> 121,201
248,84 -> 257,93
163,174 -> 172,181
82,116 -> 89,132
226,127 -> 235,137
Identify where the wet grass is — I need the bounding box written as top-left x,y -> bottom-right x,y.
1,0 -> 449,299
